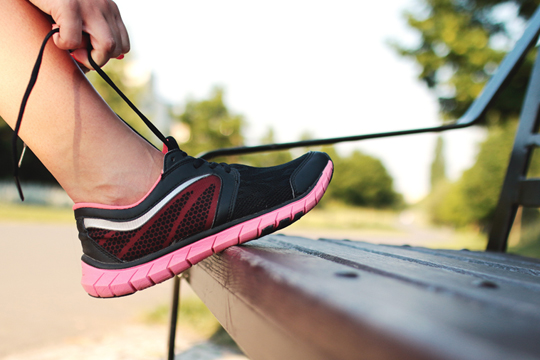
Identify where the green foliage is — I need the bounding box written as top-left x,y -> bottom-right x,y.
86,57 -> 156,143
327,149 -> 404,209
510,208 -> 540,258
283,132 -> 403,208
430,122 -> 516,228
395,0 -> 539,123
142,295 -> 221,338
175,87 -> 245,159
430,136 -> 448,189
285,202 -> 402,232
397,0 -> 540,229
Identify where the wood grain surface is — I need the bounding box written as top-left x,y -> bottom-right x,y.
187,235 -> 540,360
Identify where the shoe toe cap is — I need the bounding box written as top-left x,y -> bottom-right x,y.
291,151 -> 332,197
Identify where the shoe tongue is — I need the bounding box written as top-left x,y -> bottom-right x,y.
163,149 -> 188,171
163,136 -> 179,154
162,137 -> 190,172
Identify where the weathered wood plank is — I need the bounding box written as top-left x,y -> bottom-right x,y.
279,236 -> 540,315
187,242 -> 438,360
384,244 -> 540,270
187,236 -> 540,360
317,238 -> 540,286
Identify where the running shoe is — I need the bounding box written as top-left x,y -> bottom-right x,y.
75,138 -> 333,297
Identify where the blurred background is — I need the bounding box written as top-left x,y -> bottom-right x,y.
2,0 -> 540,358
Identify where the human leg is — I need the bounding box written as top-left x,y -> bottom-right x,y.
0,0 -> 163,206
2,0 -> 334,298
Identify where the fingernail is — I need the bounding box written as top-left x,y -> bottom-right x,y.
116,54 -> 125,60
70,52 -> 81,63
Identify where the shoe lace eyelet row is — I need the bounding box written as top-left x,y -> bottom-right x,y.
192,158 -> 231,173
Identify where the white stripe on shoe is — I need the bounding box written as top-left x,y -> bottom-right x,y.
84,175 -> 209,231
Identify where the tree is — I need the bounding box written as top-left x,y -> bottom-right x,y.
174,87 -> 245,160
262,131 -> 403,209
396,0 -> 540,228
329,149 -> 403,209
395,0 -> 539,124
430,136 -> 447,190
431,122 -> 516,228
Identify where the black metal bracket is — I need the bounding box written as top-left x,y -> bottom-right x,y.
487,44 -> 540,252
167,275 -> 181,360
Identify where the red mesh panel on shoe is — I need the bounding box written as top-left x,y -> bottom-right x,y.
174,183 -> 218,239
88,175 -> 221,262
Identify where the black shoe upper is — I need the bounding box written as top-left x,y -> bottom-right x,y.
230,152 -> 330,220
75,149 -> 331,267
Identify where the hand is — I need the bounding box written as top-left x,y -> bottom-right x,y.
29,0 -> 130,70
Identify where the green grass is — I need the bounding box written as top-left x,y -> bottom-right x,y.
433,229 -> 487,251
0,202 -> 73,223
141,294 -> 242,350
286,201 -> 488,251
508,221 -> 540,259
141,295 -> 221,338
286,202 -> 402,232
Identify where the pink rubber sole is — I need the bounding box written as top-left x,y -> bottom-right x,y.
81,161 -> 333,298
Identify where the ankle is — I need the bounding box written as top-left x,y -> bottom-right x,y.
70,149 -> 164,207
90,175 -> 161,207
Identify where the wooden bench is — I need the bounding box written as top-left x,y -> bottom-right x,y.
167,7 -> 540,360
186,236 -> 540,360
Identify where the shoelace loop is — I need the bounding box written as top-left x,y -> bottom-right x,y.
13,29 -> 175,200
193,158 -> 231,173
13,29 -> 229,200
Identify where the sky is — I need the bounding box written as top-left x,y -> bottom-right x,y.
112,0 -> 487,202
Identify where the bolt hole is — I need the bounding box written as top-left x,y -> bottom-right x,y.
335,271 -> 359,279
473,280 -> 498,289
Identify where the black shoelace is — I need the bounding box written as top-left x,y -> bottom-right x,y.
13,28 -> 232,201
12,28 -> 60,201
13,28 -> 177,201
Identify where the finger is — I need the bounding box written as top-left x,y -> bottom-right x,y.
115,14 -> 130,55
85,17 -> 119,68
52,3 -> 83,50
97,3 -> 125,59
110,1 -> 130,55
106,20 -> 124,59
70,35 -> 97,71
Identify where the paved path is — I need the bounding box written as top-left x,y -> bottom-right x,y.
0,223 -> 174,358
3,324 -> 246,360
